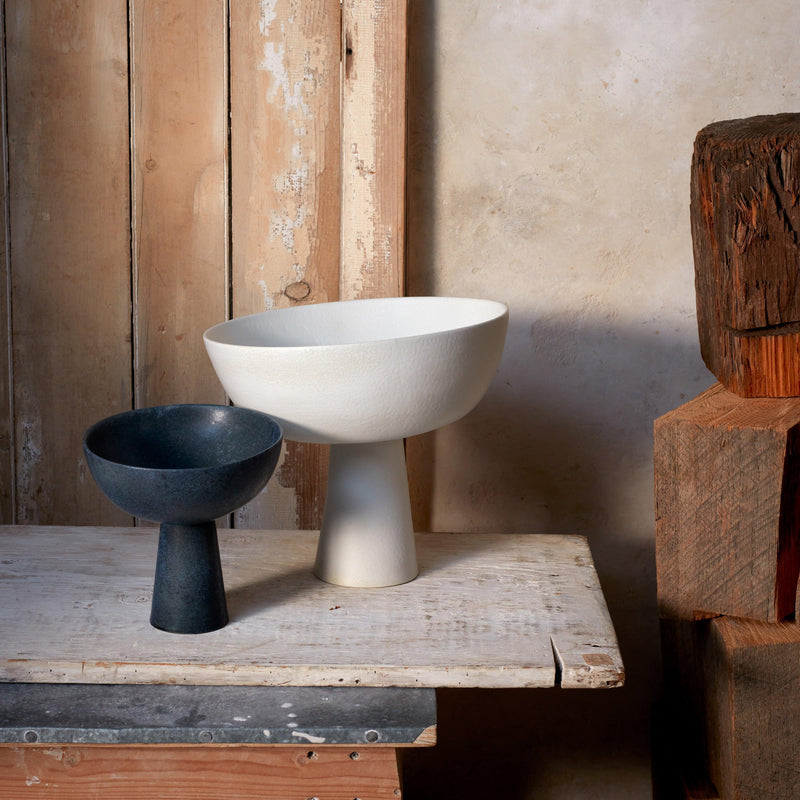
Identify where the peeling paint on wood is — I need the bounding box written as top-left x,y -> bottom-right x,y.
230,1 -> 344,531
1,1 -> 407,530
232,0 -> 340,318
340,0 -> 407,300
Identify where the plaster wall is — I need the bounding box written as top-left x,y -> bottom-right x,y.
404,1 -> 800,797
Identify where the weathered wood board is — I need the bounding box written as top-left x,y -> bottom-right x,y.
0,745 -> 403,800
0,528 -> 623,690
228,0 -> 343,533
228,0 -> 407,532
130,0 -> 229,407
655,383 -> 800,622
662,616 -> 800,800
340,0 -> 407,300
229,0 -> 335,534
0,8 -> 11,525
5,1 -> 133,524
692,113 -> 800,397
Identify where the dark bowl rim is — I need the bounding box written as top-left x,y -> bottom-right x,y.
83,403 -> 283,473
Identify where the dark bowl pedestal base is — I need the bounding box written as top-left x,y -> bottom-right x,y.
149,522 -> 228,635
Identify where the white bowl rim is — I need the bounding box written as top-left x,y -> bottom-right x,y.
203,296 -> 509,350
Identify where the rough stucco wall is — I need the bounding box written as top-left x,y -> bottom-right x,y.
404,1 -> 800,797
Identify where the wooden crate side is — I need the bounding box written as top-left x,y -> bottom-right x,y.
1,1 -> 408,529
131,0 -> 228,407
6,0 -> 132,524
655,384 -> 800,621
0,745 -> 403,800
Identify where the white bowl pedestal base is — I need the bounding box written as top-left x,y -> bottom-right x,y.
314,439 -> 419,588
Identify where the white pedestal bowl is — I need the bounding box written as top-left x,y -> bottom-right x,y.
204,296 -> 508,587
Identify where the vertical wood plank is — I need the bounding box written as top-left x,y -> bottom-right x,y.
229,0 -> 342,530
0,7 -> 13,524
6,0 -> 132,524
340,0 -> 407,300
131,0 -> 228,407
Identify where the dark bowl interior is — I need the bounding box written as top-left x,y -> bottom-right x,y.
83,404 -> 283,523
85,404 -> 280,469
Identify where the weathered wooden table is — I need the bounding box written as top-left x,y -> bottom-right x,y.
0,527 -> 623,798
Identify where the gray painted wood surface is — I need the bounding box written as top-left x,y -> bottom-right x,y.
0,527 -> 624,689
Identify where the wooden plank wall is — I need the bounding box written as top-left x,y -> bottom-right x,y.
131,0 -> 229,409
0,0 -> 407,528
6,1 -> 133,525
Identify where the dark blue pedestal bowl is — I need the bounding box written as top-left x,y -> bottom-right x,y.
83,404 -> 282,634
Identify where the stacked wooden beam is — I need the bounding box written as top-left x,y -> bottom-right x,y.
655,114 -> 800,800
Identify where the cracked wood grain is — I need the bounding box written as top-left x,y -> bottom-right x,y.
692,113 -> 800,396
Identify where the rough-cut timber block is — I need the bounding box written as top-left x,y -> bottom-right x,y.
655,383 -> 800,622
691,113 -> 800,397
661,616 -> 800,800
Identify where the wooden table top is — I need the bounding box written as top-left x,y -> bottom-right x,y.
0,527 -> 623,690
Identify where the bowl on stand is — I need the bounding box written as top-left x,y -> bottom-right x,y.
204,297 -> 508,588
83,404 -> 282,633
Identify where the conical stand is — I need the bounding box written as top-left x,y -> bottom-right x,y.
149,521 -> 228,634
314,439 -> 418,588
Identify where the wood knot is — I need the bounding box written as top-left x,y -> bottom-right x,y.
284,281 -> 311,302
